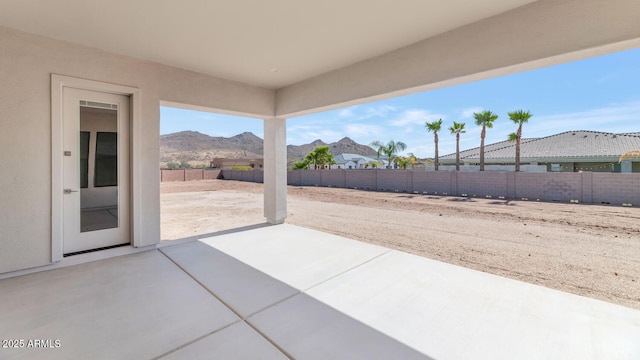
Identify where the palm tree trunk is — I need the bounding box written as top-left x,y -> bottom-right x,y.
434,134 -> 439,171
515,140 -> 521,172
515,124 -> 522,172
455,134 -> 460,171
480,126 -> 485,171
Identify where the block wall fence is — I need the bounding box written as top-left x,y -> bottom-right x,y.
160,169 -> 222,182
162,169 -> 640,205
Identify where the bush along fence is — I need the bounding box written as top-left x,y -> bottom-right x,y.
219,169 -> 640,206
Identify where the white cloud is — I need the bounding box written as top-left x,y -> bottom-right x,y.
338,107 -> 355,118
286,124 -> 345,144
388,109 -> 444,127
342,123 -> 385,138
364,104 -> 397,118
461,107 -> 484,119
525,102 -> 640,137
329,104 -> 398,121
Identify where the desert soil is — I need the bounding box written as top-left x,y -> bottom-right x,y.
161,179 -> 640,310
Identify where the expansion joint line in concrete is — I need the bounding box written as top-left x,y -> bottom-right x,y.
156,249 -> 295,359
301,249 -> 394,293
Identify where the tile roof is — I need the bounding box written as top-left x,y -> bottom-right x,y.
440,131 -> 640,162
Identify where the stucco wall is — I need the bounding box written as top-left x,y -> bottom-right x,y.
0,27 -> 273,274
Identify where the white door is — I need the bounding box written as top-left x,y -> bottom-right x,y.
63,88 -> 130,255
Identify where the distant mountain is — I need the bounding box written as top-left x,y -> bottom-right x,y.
159,131 -> 376,166
287,137 -> 377,162
160,131 -> 263,164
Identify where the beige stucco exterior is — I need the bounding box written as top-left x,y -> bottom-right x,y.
0,27 -> 274,274
1,0 -> 639,275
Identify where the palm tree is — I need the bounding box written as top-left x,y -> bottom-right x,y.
425,119 -> 443,171
448,121 -> 466,171
291,160 -> 309,170
394,153 -> 418,170
507,110 -> 532,172
304,145 -> 333,170
314,145 -> 332,169
473,110 -> 499,171
407,153 -> 418,169
304,150 -> 320,169
368,160 -> 382,169
370,140 -> 407,169
507,132 -> 518,170
619,150 -> 640,162
325,152 -> 337,169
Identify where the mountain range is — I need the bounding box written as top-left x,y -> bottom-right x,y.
160,131 -> 377,167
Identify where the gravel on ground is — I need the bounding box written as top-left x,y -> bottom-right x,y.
161,179 -> 640,310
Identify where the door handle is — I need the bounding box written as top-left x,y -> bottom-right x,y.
63,189 -> 79,194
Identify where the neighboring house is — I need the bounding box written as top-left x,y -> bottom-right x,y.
210,158 -> 263,169
439,131 -> 640,173
331,153 -> 385,169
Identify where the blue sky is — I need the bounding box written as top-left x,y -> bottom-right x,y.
161,48 -> 640,158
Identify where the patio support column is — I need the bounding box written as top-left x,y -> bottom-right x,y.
264,117 -> 287,224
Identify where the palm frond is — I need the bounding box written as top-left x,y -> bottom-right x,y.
619,150 -> 640,163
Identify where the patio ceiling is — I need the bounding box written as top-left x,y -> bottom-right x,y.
0,0 -> 535,89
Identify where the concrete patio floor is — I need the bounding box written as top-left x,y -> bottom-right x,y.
1,224 -> 639,359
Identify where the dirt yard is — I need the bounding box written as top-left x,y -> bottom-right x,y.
161,179 -> 640,310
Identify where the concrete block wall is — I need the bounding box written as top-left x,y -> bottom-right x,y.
377,170 -> 411,192
242,170 -> 255,182
223,170 -> 236,180
254,171 -> 264,183
544,173 -> 582,201
220,169 -> 640,206
506,172 -> 517,199
515,173 -> 582,202
514,173 -> 545,200
322,170 -> 347,187
161,169 -> 185,182
204,170 -> 222,180
185,169 -> 203,181
457,172 -> 507,198
592,173 -> 640,204
345,170 -> 376,189
581,172 -> 593,204
412,172 -> 454,194
288,170 -> 302,185
301,170 -> 322,186
160,169 -> 222,182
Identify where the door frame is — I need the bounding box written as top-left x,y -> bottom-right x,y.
52,74 -> 141,262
